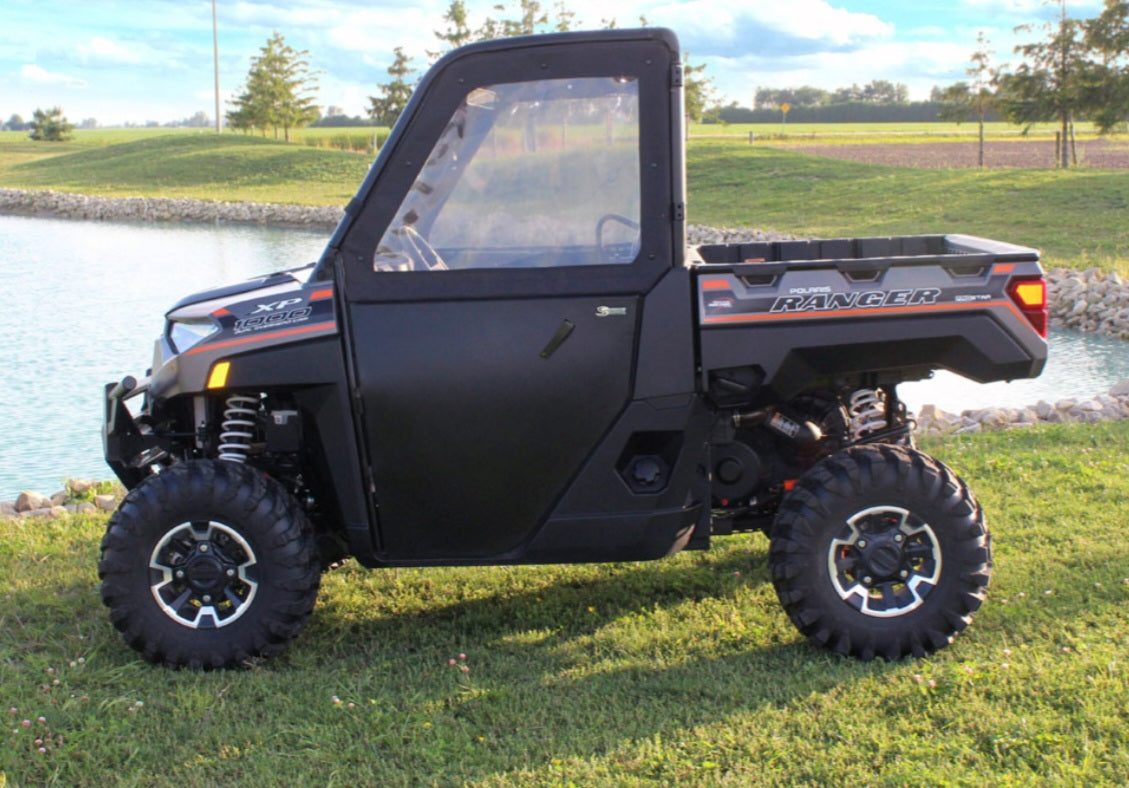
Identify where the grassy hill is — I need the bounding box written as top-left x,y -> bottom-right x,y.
0,132 -> 371,205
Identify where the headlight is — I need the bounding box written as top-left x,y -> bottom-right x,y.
168,318 -> 220,354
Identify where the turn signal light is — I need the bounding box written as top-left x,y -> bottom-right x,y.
207,361 -> 232,389
1007,277 -> 1047,338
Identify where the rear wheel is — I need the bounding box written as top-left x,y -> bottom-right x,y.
99,460 -> 321,668
769,444 -> 990,660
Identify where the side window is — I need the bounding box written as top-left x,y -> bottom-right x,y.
374,77 -> 640,272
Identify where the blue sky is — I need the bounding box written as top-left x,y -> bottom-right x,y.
0,0 -> 1106,126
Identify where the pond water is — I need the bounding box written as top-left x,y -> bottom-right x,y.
1,213 -> 1125,500
0,215 -> 327,501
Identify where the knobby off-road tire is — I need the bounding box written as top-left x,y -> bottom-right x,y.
99,460 -> 321,668
769,444 -> 990,661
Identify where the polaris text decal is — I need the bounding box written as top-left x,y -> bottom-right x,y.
769,287 -> 942,314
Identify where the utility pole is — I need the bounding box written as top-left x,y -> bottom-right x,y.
212,0 -> 221,133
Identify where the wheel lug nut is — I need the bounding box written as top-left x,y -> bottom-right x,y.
202,595 -> 212,603
900,570 -> 909,579
226,569 -> 236,578
175,570 -> 185,579
894,534 -> 904,543
199,544 -> 209,553
857,540 -> 868,549
863,576 -> 873,586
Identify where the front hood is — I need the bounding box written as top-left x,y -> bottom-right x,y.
165,264 -> 314,319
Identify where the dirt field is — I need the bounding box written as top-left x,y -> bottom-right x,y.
770,138 -> 1129,169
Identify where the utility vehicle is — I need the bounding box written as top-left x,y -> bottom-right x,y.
101,27 -> 1047,668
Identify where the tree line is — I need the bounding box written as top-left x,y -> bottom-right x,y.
227,0 -> 716,137
935,0 -> 1129,168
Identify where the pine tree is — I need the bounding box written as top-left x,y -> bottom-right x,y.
368,47 -> 417,127
28,107 -> 73,141
227,32 -> 319,141
430,0 -> 474,61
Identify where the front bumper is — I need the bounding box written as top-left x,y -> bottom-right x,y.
103,375 -> 163,488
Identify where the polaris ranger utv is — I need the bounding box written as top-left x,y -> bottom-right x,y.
101,27 -> 1047,668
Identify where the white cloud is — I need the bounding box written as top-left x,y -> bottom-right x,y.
19,64 -> 86,88
76,36 -> 143,64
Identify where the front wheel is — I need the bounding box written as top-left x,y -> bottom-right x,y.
769,445 -> 990,660
99,460 -> 321,668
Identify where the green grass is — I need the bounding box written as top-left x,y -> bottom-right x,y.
2,420 -> 1128,786
687,140 -> 1129,271
0,132 -> 372,205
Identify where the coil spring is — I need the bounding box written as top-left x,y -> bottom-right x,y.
218,394 -> 260,463
848,388 -> 887,441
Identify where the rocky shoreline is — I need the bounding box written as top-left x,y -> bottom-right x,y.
2,479 -> 123,520
0,187 -> 343,229
2,193 -> 1128,518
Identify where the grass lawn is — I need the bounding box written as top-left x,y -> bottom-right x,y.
2,421 -> 1128,786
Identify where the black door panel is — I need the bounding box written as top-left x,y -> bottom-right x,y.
352,298 -> 638,559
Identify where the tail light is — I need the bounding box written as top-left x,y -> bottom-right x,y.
1008,277 -> 1047,338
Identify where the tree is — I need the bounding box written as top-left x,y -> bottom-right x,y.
1083,0 -> 1129,132
227,32 -> 319,141
28,107 -> 73,142
684,54 -> 719,124
4,113 -> 28,131
499,1 -> 549,36
368,47 -> 417,127
938,32 -> 996,167
755,86 -> 830,109
552,0 -> 576,31
996,1 -> 1089,167
430,0 -> 474,61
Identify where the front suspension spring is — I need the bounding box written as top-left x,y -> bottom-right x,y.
217,394 -> 260,463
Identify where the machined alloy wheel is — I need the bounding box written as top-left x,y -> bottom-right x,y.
827,505 -> 942,618
770,444 -> 990,661
149,520 -> 260,629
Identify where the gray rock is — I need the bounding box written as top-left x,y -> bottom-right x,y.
15,491 -> 52,512
50,491 -> 68,506
0,501 -> 16,517
67,478 -> 94,496
94,494 -> 118,512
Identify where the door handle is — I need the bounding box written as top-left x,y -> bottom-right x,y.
539,319 -> 575,359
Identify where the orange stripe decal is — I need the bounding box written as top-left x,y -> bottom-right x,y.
184,321 -> 337,357
703,299 -> 1015,324
994,264 -> 1016,274
310,288 -> 334,301
701,279 -> 732,291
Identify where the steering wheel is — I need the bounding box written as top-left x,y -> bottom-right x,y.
596,213 -> 641,263
397,225 -> 448,271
